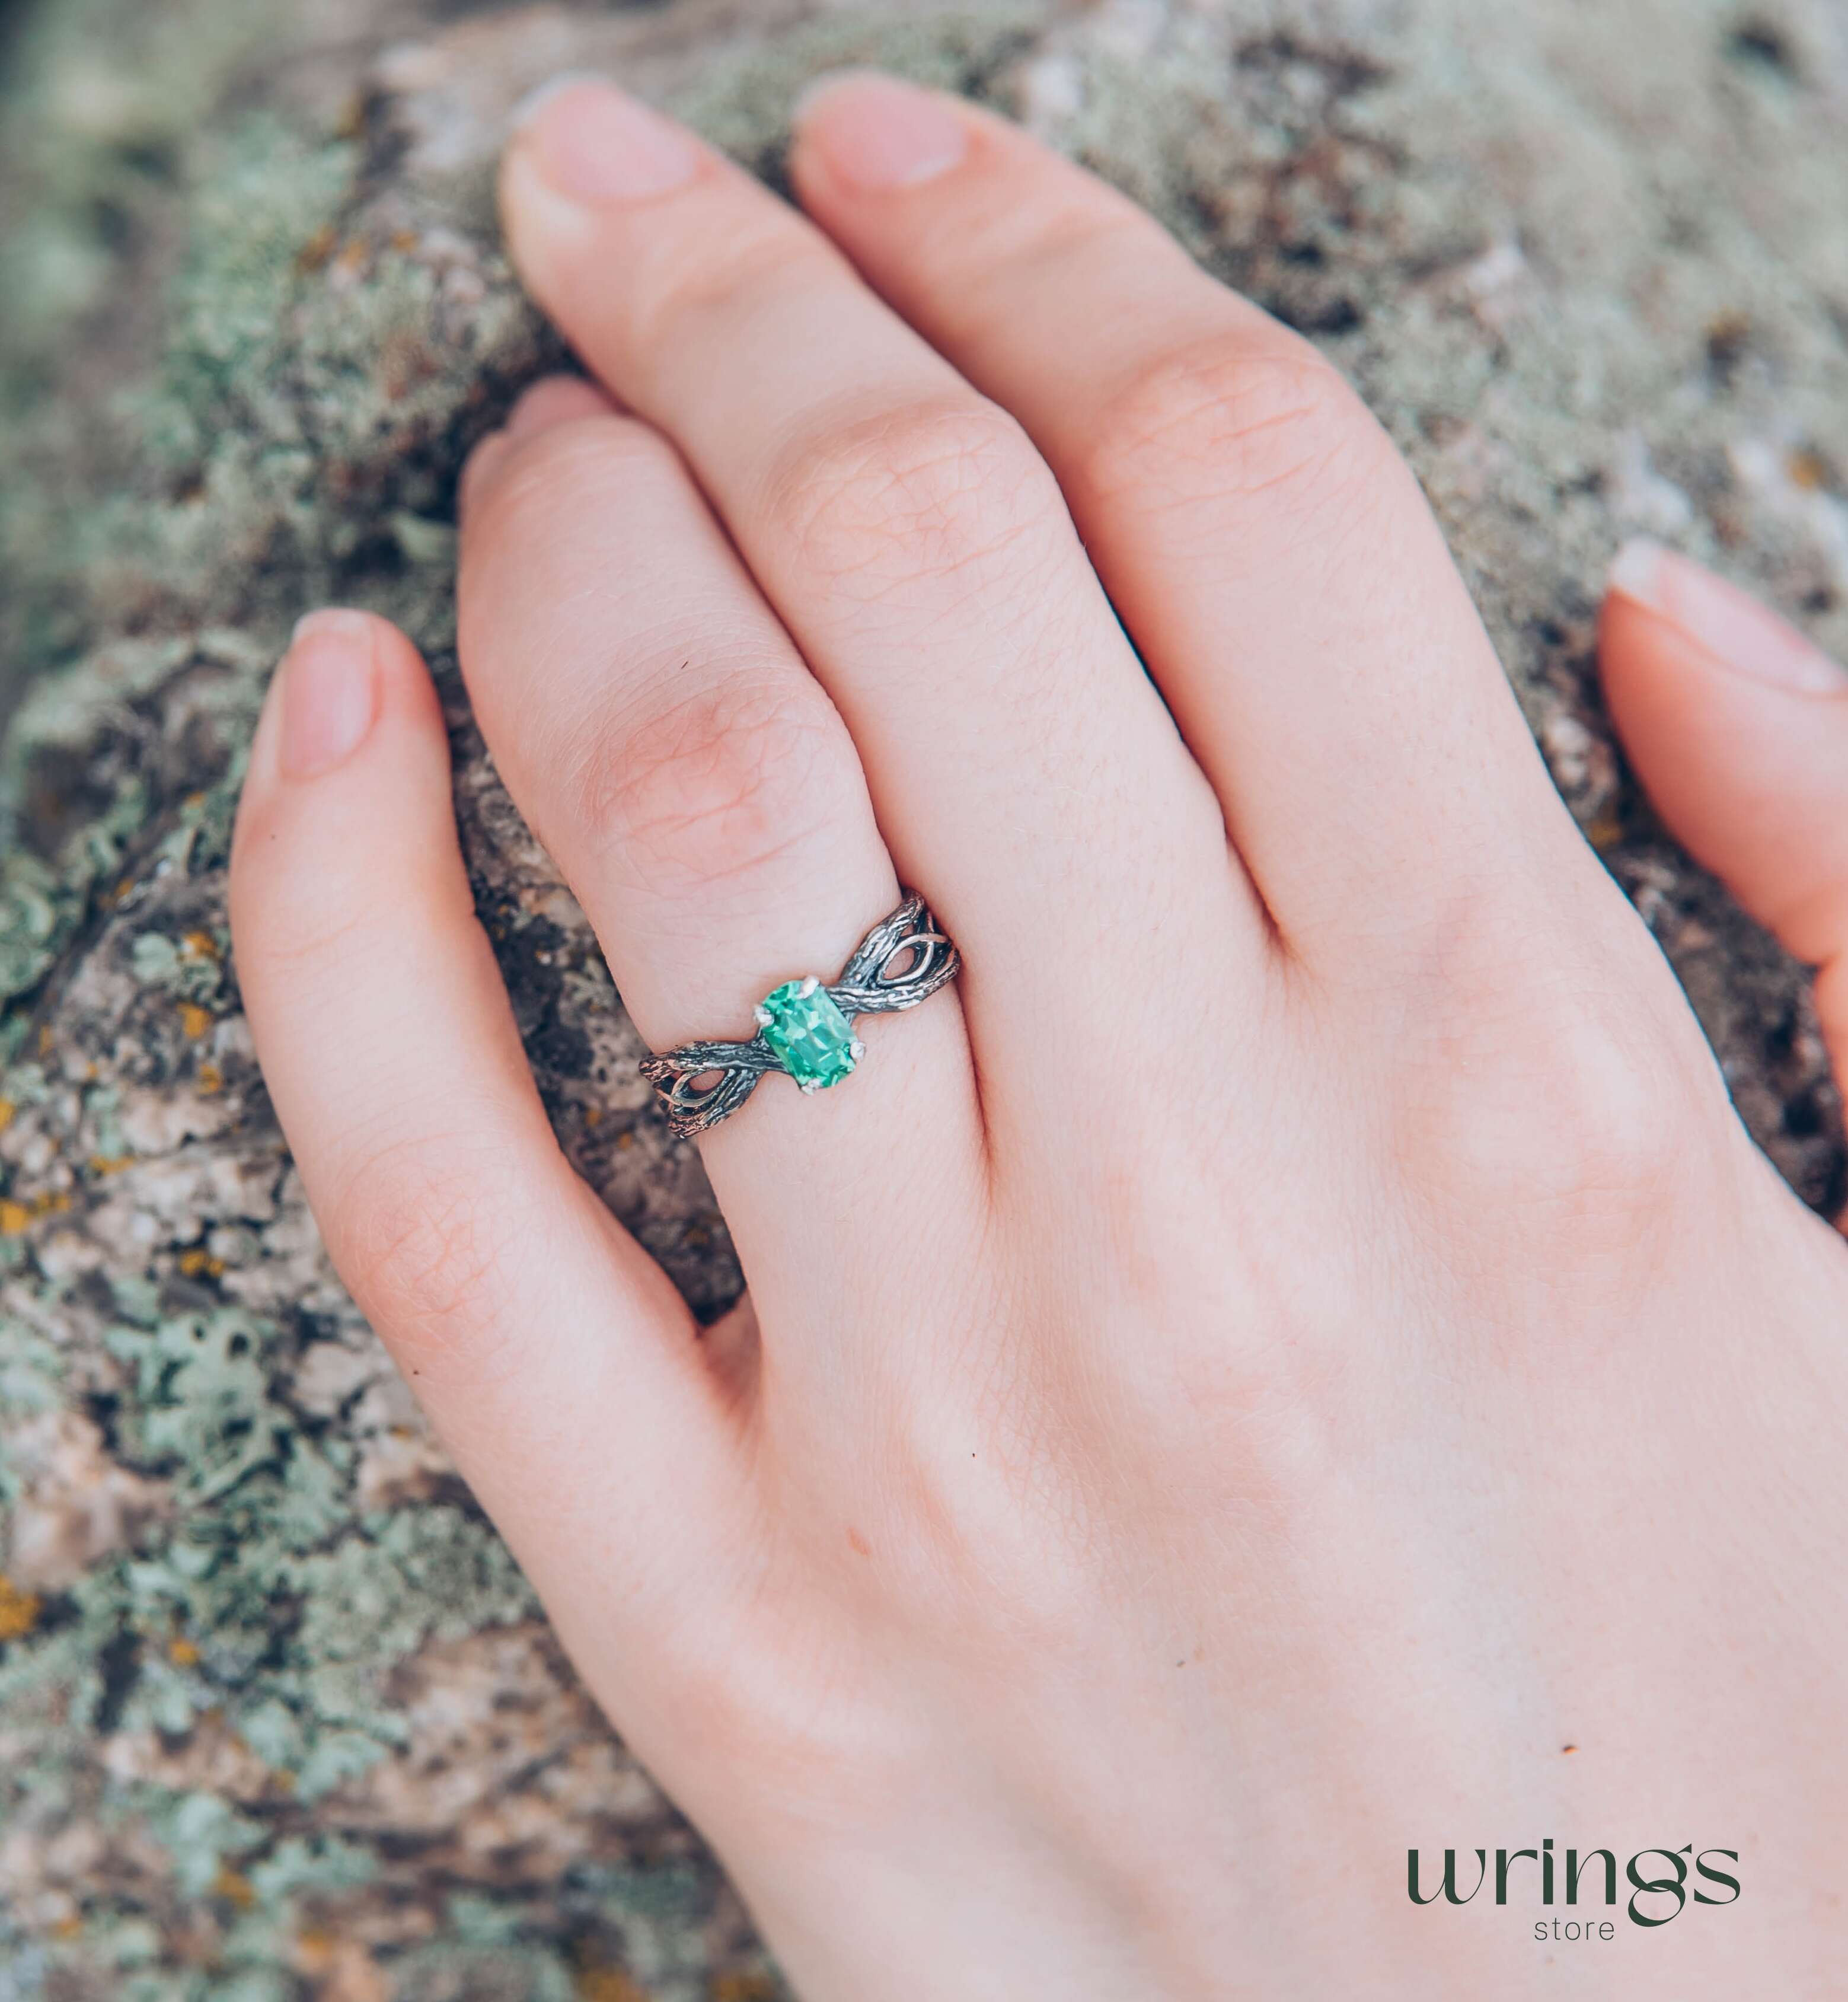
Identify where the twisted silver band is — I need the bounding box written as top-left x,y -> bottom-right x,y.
639,893 -> 960,1139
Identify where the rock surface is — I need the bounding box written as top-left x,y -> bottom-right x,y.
2,0 -> 1846,1995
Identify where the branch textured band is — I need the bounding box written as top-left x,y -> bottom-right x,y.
639,894 -> 960,1139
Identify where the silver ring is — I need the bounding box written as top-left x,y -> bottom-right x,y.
639,892 -> 960,1139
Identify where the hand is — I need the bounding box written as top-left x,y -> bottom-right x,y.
229,74 -> 1848,1997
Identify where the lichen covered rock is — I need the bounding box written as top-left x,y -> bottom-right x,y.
2,1 -> 1846,1995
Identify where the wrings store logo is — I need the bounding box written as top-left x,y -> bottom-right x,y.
1407,1842 -> 1740,1940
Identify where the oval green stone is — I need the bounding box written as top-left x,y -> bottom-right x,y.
758,980 -> 859,1088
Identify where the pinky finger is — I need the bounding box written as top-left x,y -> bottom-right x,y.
230,610 -> 744,1627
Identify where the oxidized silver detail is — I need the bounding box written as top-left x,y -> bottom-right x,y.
639,892 -> 959,1140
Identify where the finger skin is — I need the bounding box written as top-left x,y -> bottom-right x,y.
457,374 -> 616,521
495,79 -> 1255,1112
455,385 -> 987,1331
229,609 -> 743,1621
787,74 -> 1586,956
459,390 -> 904,1051
1600,543 -> 1848,1157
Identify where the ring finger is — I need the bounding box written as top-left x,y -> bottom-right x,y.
458,379 -> 984,1321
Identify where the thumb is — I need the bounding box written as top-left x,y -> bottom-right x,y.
1599,540 -> 1848,1184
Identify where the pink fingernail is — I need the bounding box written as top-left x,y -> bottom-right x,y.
793,71 -> 969,190
1607,539 -> 1847,697
515,76 -> 700,204
503,374 -> 612,439
280,611 -> 378,779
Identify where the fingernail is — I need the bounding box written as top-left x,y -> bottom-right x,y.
503,374 -> 611,439
512,76 -> 700,204
793,71 -> 969,190
1607,539 -> 1847,697
280,611 -> 378,779
508,70 -> 604,134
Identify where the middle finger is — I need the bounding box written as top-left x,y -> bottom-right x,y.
498,81 -> 1259,1117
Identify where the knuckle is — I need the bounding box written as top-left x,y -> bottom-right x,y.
767,397 -> 1057,600
665,1614 -> 886,1820
571,673 -> 854,900
633,227 -> 825,366
233,892 -> 368,983
328,1140 -> 521,1363
1514,1023 -> 1687,1216
1401,942 -> 1694,1233
230,819 -> 449,982
1078,332 -> 1380,523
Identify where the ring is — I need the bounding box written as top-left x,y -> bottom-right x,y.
639,893 -> 960,1139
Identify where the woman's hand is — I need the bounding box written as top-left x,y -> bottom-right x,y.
228,74 -> 1848,1998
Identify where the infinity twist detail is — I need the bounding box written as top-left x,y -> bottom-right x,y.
639,893 -> 959,1139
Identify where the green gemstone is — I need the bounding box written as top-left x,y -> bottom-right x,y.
757,980 -> 860,1089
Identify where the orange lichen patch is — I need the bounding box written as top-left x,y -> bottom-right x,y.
179,1003 -> 213,1041
583,1104 -> 604,1128
297,222 -> 337,273
1788,447 -> 1831,492
180,931 -> 221,961
211,1866 -> 256,1911
50,1914 -> 83,1942
0,1098 -> 14,1133
8,1188 -> 66,1220
1703,310 -> 1750,369
196,1063 -> 224,1097
177,1248 -> 227,1280
381,333 -> 439,400
577,1971 -> 649,2002
295,1931 -> 388,2002
89,1155 -> 135,1177
713,1977 -> 780,2002
37,1026 -> 52,1056
392,227 -> 419,254
0,1575 -> 43,1641
168,1636 -> 202,1668
331,238 -> 371,283
614,1128 -> 634,1150
1585,815 -> 1624,853
295,1930 -> 337,1972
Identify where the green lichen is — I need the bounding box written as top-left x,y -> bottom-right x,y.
0,1286 -> 553,1995
0,853 -> 71,1002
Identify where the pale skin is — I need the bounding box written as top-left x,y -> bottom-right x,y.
229,73 -> 1848,1997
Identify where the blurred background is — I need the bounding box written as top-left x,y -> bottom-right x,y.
1,2 -> 1844,1998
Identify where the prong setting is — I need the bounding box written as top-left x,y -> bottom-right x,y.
640,895 -> 959,1137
